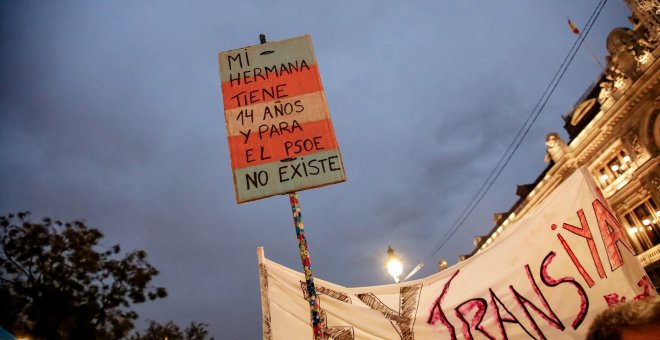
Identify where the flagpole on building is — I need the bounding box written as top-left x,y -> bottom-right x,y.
568,17 -> 605,70
583,40 -> 605,69
257,34 -> 325,340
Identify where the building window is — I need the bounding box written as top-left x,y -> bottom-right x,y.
594,148 -> 632,187
623,197 -> 660,254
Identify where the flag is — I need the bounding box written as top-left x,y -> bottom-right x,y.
568,18 -> 580,35
257,167 -> 656,339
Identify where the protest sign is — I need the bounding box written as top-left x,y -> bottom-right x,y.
219,35 -> 345,203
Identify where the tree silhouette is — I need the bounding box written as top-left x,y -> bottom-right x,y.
129,320 -> 213,340
0,212 -> 168,339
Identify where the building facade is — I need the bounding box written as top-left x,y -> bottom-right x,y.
469,2 -> 660,287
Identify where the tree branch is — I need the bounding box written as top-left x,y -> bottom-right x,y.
2,246 -> 32,281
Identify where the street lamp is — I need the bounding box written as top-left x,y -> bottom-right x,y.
386,246 -> 403,283
438,259 -> 448,272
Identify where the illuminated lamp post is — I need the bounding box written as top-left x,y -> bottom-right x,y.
438,259 -> 448,272
386,246 -> 403,283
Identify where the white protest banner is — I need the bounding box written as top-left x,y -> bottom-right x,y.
257,167 -> 656,339
218,35 -> 346,203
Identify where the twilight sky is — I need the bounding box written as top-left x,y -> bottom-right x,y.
0,1 -> 632,338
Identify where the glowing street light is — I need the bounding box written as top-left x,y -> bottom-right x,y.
438,260 -> 448,272
386,246 -> 403,283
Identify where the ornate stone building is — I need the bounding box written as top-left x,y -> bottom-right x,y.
469,2 -> 660,287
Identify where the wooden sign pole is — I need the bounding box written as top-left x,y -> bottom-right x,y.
255,34 -> 324,339
289,192 -> 324,339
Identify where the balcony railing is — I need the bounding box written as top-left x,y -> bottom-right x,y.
637,243 -> 660,268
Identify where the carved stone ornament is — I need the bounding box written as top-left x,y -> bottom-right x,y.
545,132 -> 569,163
599,81 -> 613,104
641,173 -> 660,199
607,28 -> 641,80
625,0 -> 660,43
631,132 -> 645,158
651,174 -> 660,195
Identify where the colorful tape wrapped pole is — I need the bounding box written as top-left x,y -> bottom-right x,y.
289,192 -> 324,339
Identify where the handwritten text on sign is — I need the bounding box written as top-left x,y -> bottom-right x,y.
219,35 -> 345,203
